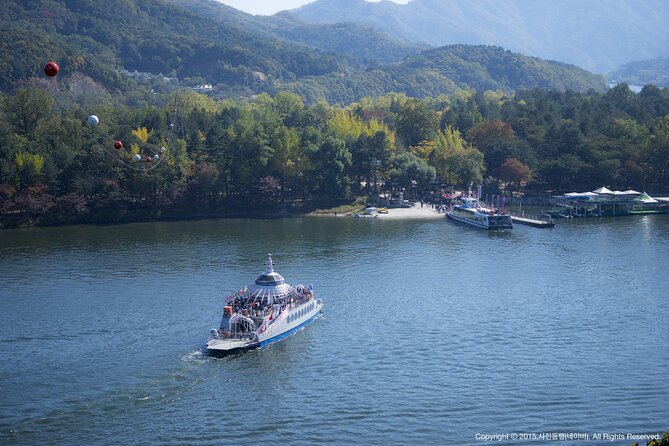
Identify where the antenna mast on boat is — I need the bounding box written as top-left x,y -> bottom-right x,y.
265,254 -> 274,274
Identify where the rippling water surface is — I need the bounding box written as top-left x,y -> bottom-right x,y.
1,215 -> 668,445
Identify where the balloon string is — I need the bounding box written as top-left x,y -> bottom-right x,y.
117,92 -> 179,172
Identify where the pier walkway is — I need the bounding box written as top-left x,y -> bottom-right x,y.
509,212 -> 555,228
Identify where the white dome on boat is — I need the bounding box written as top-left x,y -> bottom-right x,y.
247,254 -> 293,303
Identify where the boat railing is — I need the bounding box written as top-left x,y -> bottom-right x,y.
210,328 -> 257,341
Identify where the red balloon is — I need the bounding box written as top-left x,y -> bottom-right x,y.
44,61 -> 59,77
145,156 -> 152,163
114,140 -> 123,150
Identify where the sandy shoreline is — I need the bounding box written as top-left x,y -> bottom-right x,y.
310,203 -> 444,220
377,203 -> 444,219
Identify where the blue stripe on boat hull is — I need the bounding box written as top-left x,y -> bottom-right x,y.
258,312 -> 321,348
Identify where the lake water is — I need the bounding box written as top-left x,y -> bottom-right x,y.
1,215 -> 668,445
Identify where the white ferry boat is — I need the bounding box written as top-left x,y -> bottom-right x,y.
206,254 -> 323,354
447,197 -> 513,230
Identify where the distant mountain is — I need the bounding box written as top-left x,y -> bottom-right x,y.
171,0 -> 426,66
293,0 -> 669,74
609,58 -> 669,88
281,45 -> 606,104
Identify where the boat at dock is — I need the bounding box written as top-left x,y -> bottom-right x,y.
206,254 -> 323,354
447,197 -> 513,230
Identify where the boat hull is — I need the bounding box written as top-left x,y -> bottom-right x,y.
206,300 -> 323,355
205,338 -> 259,355
447,211 -> 513,230
258,310 -> 321,348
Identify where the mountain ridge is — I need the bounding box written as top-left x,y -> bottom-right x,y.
293,0 -> 669,73
282,44 -> 605,104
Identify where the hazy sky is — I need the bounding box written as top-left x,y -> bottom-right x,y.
215,0 -> 411,16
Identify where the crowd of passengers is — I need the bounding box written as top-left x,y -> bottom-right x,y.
225,286 -> 313,319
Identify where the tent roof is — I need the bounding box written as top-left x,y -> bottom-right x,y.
564,191 -> 599,197
634,192 -> 658,203
592,186 -> 613,194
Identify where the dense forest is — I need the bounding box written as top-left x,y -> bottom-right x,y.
1,79 -> 668,227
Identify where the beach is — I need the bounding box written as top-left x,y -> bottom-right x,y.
376,203 -> 443,219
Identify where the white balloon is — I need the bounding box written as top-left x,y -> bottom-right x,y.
153,154 -> 159,160
133,154 -> 141,162
87,115 -> 99,126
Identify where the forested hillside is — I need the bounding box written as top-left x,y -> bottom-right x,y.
294,0 -> 669,73
2,84 -> 668,227
610,58 -> 669,88
0,0 -> 342,93
282,45 -> 605,104
0,0 -> 605,101
170,0 -> 425,67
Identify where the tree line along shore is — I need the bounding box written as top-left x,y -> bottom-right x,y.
1,83 -> 668,228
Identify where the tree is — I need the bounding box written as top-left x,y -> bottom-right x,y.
3,88 -> 55,137
14,152 -> 44,189
498,158 -> 531,191
188,161 -> 220,203
539,154 -> 585,191
466,120 -> 515,153
388,152 -> 436,191
270,125 -> 302,202
309,136 -> 352,201
396,99 -> 439,148
444,149 -> 485,189
647,115 -> 669,189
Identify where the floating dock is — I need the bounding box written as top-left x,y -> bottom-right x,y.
510,214 -> 555,228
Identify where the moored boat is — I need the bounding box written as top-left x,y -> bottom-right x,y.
447,197 -> 513,230
206,254 -> 323,354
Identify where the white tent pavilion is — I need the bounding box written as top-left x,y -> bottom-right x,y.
563,191 -> 599,197
634,192 -> 658,204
